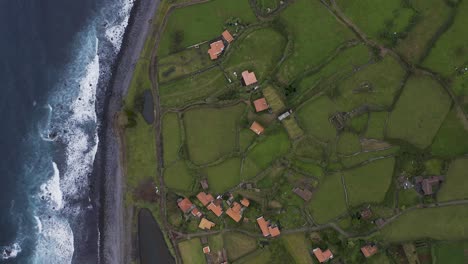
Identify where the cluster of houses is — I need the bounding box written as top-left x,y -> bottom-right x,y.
399,174 -> 445,196
312,244 -> 378,263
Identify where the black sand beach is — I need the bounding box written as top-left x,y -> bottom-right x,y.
91,0 -> 163,263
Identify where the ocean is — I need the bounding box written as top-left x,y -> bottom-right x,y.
0,0 -> 134,263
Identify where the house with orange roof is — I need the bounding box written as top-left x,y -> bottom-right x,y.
177,198 -> 194,213
202,246 -> 211,254
191,208 -> 202,218
241,70 -> 258,86
197,192 -> 215,206
268,226 -> 281,237
207,202 -> 223,217
361,244 -> 378,258
250,121 -> 265,135
199,218 -> 215,230
253,98 -> 269,112
256,216 -> 280,237
240,198 -> 250,207
313,248 -> 333,263
222,30 -> 234,43
226,202 -> 242,222
208,40 -> 225,60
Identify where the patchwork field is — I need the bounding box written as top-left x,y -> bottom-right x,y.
344,157 -> 395,207
431,108 -> 468,157
204,157 -> 241,193
184,104 -> 245,164
337,132 -> 361,155
163,160 -> 193,192
277,0 -> 355,83
381,204 -> 468,241
386,75 -> 452,148
224,232 -> 258,261
158,0 -> 257,56
297,96 -> 338,142
432,241 -> 468,264
437,158 -> 468,202
309,172 -> 347,224
178,238 -> 205,264
282,234 -> 314,264
341,146 -> 399,168
365,111 -> 389,140
162,112 -> 181,166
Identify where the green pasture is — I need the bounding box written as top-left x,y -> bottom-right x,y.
277,0 -> 355,83
158,43 -> 214,83
158,0 -> 257,56
309,172 -> 347,224
341,147 -> 399,168
396,0 -> 453,63
386,75 -> 451,149
337,132 -> 361,155
344,157 -> 395,207
297,96 -> 338,142
380,204 -> 468,241
223,27 -> 286,82
163,160 -> 193,192
184,104 -> 245,164
281,117 -> 304,139
431,108 -> 468,157
293,44 -> 371,103
291,159 -> 324,180
333,55 -> 406,111
162,112 -> 181,165
282,234 -> 313,264
204,157 -> 241,193
239,128 -> 256,152
178,238 -> 205,264
263,86 -> 286,113
365,111 -> 389,140
349,114 -> 368,134
208,233 -> 224,253
453,73 -> 468,97
398,189 -> 420,209
224,232 -> 258,261
432,241 -> 468,264
438,158 -> 468,202
422,0 -> 468,76
233,249 -> 271,264
159,67 -> 228,107
293,137 -> 326,163
336,0 -> 415,45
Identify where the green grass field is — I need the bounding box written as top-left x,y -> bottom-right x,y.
437,158 -> 468,202
224,232 -> 258,261
431,108 -> 468,157
282,234 -> 314,264
162,112 -> 181,166
158,43 -> 214,83
208,233 -> 224,253
333,55 -> 406,111
386,75 -> 452,148
233,249 -> 271,264
365,111 -> 389,140
239,128 -> 256,152
297,96 -> 338,142
163,160 -> 193,192
349,114 -> 368,134
337,0 -> 415,45
178,238 -> 205,264
432,242 -> 468,264
223,27 -> 286,82
293,137 -> 326,163
341,147 -> 399,168
263,86 -> 286,113
293,44 -> 371,103
242,129 -> 290,179
422,0 -> 468,76
281,117 -> 304,139
337,132 -> 361,155
184,104 -> 245,164
396,0 -> 453,63
381,204 -> 468,241
204,157 -> 241,193
309,172 -> 347,224
344,157 -> 395,206
159,67 -> 228,107
158,0 -> 257,56
398,189 -> 421,209
277,0 -> 355,83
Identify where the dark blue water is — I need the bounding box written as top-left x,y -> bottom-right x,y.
0,1 -> 133,263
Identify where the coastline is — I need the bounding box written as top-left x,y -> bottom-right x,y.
92,0 -> 161,263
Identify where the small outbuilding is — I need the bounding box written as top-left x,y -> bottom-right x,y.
361,244 -> 378,258
241,70 -> 258,86
253,98 -> 269,112
208,40 -> 225,60
199,218 -> 215,230
312,248 -> 333,263
250,121 -> 265,135
222,30 -> 234,43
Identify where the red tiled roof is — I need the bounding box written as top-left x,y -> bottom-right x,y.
250,121 -> 264,135
256,216 -> 270,237
222,30 -> 234,43
197,192 -> 215,206
203,246 -> 211,254
313,248 -> 333,263
268,226 -> 281,237
226,202 -> 242,222
240,198 -> 250,207
241,70 -> 257,86
199,218 -> 215,230
253,98 -> 269,112
208,40 -> 225,60
177,198 -> 193,213
361,245 -> 378,258
191,208 -> 202,218
207,202 -> 223,217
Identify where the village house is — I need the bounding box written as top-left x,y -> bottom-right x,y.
197,192 -> 215,206
221,30 -> 234,43
361,244 -> 378,258
207,202 -> 223,217
250,121 -> 265,135
191,207 -> 202,218
202,246 -> 211,254
256,216 -> 281,237
414,176 -> 444,195
198,218 -> 215,230
177,197 -> 194,214
292,187 -> 313,201
312,248 -> 333,263
207,40 -> 225,60
226,202 -> 243,222
253,98 -> 269,112
240,197 -> 250,207
360,207 -> 373,220
241,70 -> 258,86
